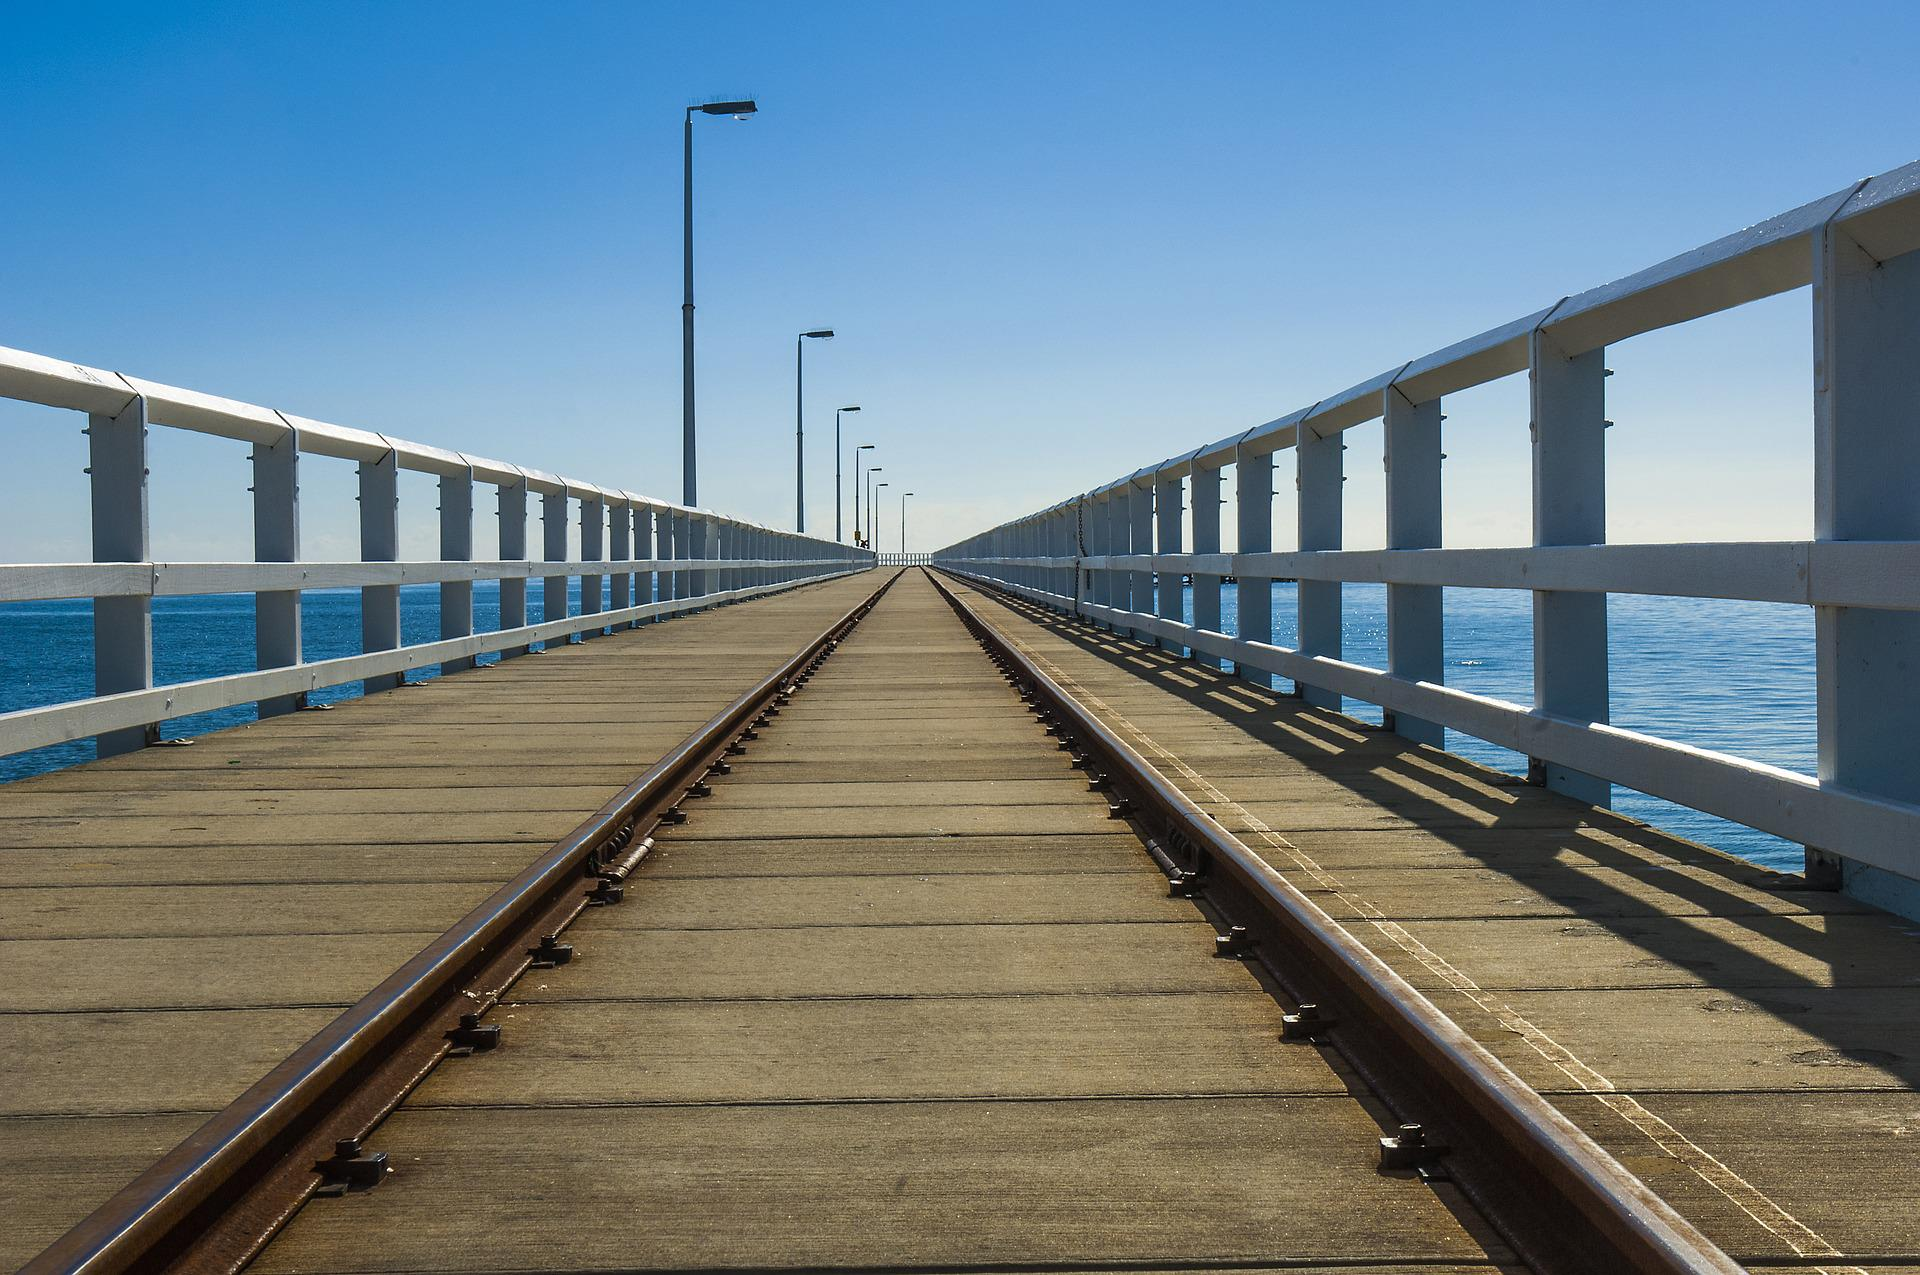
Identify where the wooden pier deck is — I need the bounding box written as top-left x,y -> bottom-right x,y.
0,572 -> 883,1270
245,567 -> 1511,1273
950,577 -> 1920,1272
3,566 -> 1917,1272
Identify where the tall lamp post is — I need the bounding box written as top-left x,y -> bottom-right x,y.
854,448 -> 875,549
835,406 -> 861,542
861,466 -> 882,549
872,481 -> 889,552
901,492 -> 915,557
795,330 -> 834,532
682,98 -> 756,508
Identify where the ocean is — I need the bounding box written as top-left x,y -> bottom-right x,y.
0,578 -> 1813,872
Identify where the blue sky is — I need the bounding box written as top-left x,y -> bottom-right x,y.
2,1 -> 1916,560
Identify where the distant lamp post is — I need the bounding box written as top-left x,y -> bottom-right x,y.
795,329 -> 834,532
854,448 -> 876,548
872,481 -> 889,551
901,492 -> 915,556
863,467 -> 883,549
682,98 -> 757,507
835,406 -> 861,542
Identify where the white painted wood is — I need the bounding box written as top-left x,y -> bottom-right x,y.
498,477 -> 528,658
1529,328 -> 1610,805
358,449 -> 401,695
1296,419 -> 1342,710
1236,450 -> 1274,689
1154,472 -> 1184,644
89,396 -> 151,757
1811,227 -> 1920,903
1384,386 -> 1443,746
1190,464 -> 1223,663
542,490 -> 569,641
439,468 -> 475,674
252,425 -> 302,718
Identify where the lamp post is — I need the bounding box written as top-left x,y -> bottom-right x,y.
682,98 -> 756,508
901,492 -> 914,557
854,448 -> 875,549
835,406 -> 860,542
872,481 -> 888,552
795,330 -> 834,532
862,467 -> 882,549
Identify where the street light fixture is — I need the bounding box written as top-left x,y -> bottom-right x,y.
796,330 -> 834,532
864,468 -> 883,548
682,97 -> 757,509
854,447 -> 876,549
872,481 -> 889,552
901,492 -> 915,556
835,406 -> 861,543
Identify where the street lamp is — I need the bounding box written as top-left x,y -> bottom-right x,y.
865,468 -> 883,548
796,330 -> 834,532
901,492 -> 915,556
854,447 -> 875,549
835,406 -> 860,543
871,481 -> 888,552
682,98 -> 757,508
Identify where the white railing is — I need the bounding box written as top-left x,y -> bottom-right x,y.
0,345 -> 873,761
936,159 -> 1920,914
877,552 -> 932,566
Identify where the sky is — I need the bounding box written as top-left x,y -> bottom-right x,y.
2,0 -> 1917,562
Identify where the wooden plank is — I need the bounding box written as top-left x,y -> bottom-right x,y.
250,1099 -> 1505,1273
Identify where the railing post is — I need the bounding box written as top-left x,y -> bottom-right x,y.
252,423 -> 302,718
1191,463 -> 1222,665
358,449 -> 401,694
1384,386 -> 1444,746
542,490 -> 568,644
656,506 -> 676,608
1092,492 -> 1115,622
1128,480 -> 1153,636
1235,449 -> 1273,688
1155,471 -> 1184,649
1810,225 -> 1920,907
1296,422 -> 1342,709
610,500 -> 632,624
498,478 -> 528,657
580,494 -> 604,635
683,510 -> 698,599
716,519 -> 733,594
636,505 -> 656,616
689,513 -> 707,601
439,467 -> 474,674
1529,327 -> 1610,805
89,395 -> 153,756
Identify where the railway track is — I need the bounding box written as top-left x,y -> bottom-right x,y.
23,566 -> 1737,1273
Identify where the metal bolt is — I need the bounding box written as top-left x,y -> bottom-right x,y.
1213,925 -> 1249,958
1280,1002 -> 1333,1040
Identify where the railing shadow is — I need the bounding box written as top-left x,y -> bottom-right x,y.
978,587 -> 1920,1093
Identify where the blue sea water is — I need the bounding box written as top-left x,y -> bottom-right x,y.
0,578 -> 1813,872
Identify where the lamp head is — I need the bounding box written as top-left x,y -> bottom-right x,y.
697,99 -> 758,116
801,329 -> 834,340
857,444 -> 875,451
840,405 -> 861,413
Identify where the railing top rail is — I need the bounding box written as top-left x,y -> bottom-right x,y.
0,344 -> 820,538
998,159 -> 1920,516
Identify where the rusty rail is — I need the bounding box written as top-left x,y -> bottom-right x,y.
926,567 -> 1742,1275
25,570 -> 901,1275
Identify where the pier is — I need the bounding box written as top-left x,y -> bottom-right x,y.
3,161 -> 1920,1274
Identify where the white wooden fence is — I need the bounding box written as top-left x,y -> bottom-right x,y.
0,346 -> 871,760
936,159 -> 1920,915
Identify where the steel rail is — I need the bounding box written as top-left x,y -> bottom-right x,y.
25,569 -> 902,1275
926,567 -> 1743,1275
